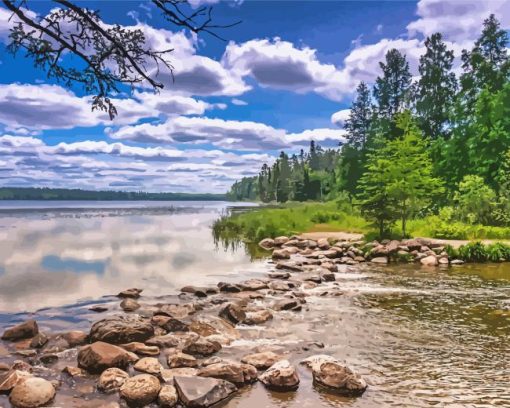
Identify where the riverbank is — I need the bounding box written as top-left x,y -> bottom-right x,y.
213,201 -> 510,244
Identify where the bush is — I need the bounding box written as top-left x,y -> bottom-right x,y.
457,241 -> 488,262
311,211 -> 341,223
454,175 -> 496,225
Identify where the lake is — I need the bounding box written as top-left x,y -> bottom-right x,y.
0,201 -> 509,407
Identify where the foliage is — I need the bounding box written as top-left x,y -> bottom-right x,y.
457,242 -> 488,262
454,175 -> 496,224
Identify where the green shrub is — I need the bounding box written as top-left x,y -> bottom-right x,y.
486,242 -> 510,262
457,241 -> 488,262
310,211 -> 341,223
454,175 -> 496,225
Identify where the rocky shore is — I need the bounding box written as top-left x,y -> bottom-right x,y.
0,236 -> 373,408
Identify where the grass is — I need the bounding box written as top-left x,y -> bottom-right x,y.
213,200 -> 510,244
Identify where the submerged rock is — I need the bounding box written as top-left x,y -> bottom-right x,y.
120,374 -> 161,406
244,309 -> 273,325
219,303 -> 246,325
174,375 -> 237,408
9,377 -> 55,408
258,360 -> 299,391
310,358 -> 367,396
259,238 -> 275,250
89,315 -> 154,344
1,320 -> 38,341
370,257 -> 388,264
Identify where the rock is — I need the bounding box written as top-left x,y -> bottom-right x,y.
15,350 -> 37,358
29,333 -> 48,349
183,337 -> 221,357
78,341 -> 132,373
241,351 -> 283,370
219,303 -> 246,325
451,259 -> 465,265
321,250 -> 339,259
190,317 -> 240,343
274,236 -> 289,246
89,305 -> 108,313
167,352 -> 198,368
9,377 -> 55,408
198,362 -> 257,385
370,256 -> 388,264
217,282 -> 242,293
120,298 -> 141,312
273,299 -> 301,312
438,257 -> 449,265
62,366 -> 85,377
120,374 -> 161,406
181,286 -> 210,298
268,271 -> 291,279
420,255 -> 438,266
62,331 -> 88,347
244,310 -> 273,325
174,376 -> 237,408
89,315 -> 154,344
300,354 -> 337,368
311,360 -> 367,396
321,262 -> 338,272
121,342 -> 160,356
0,370 -> 32,393
153,316 -> 189,333
317,238 -> 330,250
156,303 -> 196,319
146,332 -> 199,348
1,320 -> 38,341
259,238 -> 275,250
272,249 -> 290,260
275,261 -> 303,272
161,368 -> 198,383
0,363 -> 10,372
268,280 -> 293,291
98,368 -> 130,393
258,360 -> 299,391
158,384 -> 178,407
239,279 -> 268,291
134,357 -> 163,375
320,271 -> 336,282
10,361 -> 32,373
39,353 -> 58,364
117,288 -> 142,299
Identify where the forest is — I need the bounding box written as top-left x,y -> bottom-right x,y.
227,15 -> 510,238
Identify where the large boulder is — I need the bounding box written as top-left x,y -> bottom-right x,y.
9,377 -> 55,408
198,361 -> 257,385
77,341 -> 132,373
89,315 -> 154,344
240,351 -> 283,370
97,367 -> 130,393
120,374 -> 161,406
158,384 -> 178,407
1,320 -> 38,341
174,376 -> 237,408
311,358 -> 367,396
258,360 -> 299,391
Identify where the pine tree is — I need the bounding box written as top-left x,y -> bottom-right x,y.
415,33 -> 457,140
345,82 -> 372,149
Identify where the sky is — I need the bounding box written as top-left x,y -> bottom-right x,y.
0,0 -> 509,193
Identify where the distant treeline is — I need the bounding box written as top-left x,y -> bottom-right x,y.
0,187 -> 227,201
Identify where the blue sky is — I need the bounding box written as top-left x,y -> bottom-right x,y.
1,0 -> 509,192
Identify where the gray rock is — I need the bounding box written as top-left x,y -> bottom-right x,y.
174,375 -> 237,408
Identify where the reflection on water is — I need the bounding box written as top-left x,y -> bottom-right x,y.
0,201 -> 509,407
0,201 -> 263,315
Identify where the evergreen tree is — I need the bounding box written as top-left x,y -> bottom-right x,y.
373,48 -> 412,134
415,33 -> 457,140
344,82 -> 372,149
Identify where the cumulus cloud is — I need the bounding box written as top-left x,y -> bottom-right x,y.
408,0 -> 510,42
331,109 -> 351,127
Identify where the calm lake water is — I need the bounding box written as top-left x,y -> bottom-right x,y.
0,201 -> 509,407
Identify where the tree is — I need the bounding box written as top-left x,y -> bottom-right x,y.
454,175 -> 496,224
415,33 -> 457,140
2,0 -> 239,117
373,48 -> 412,135
461,14 -> 509,106
344,82 -> 372,149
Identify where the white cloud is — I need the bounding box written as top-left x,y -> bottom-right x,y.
285,128 -> 346,146
331,109 -> 351,127
408,0 -> 510,42
231,98 -> 248,106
